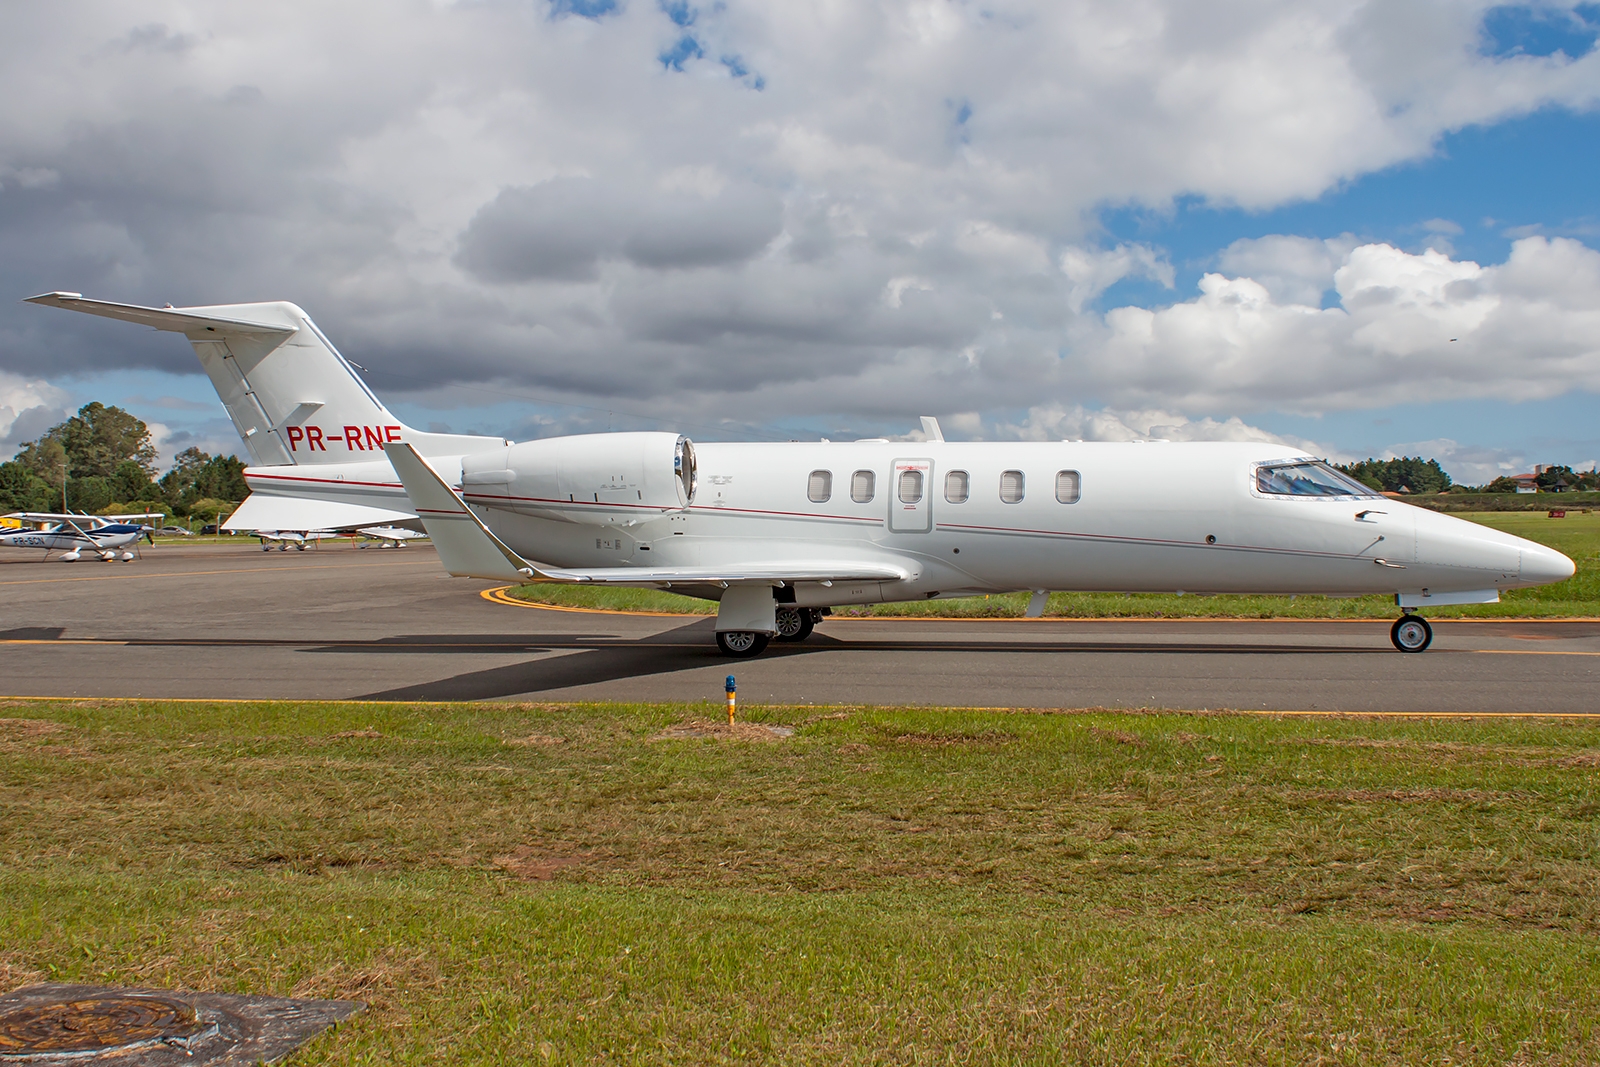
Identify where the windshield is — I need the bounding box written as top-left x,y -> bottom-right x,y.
1255,460 -> 1378,498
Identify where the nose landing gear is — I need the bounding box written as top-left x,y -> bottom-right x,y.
1390,613 -> 1433,653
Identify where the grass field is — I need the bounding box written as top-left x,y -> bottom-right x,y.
507,511 -> 1600,619
3,700 -> 1598,1064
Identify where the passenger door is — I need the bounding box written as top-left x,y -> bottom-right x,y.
888,458 -> 933,533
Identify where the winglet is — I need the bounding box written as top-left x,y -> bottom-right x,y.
382,442 -> 539,582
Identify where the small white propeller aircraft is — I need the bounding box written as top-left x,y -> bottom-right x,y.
1,512 -> 160,562
29,292 -> 1576,656
356,526 -> 425,549
254,529 -> 338,551
254,526 -> 425,551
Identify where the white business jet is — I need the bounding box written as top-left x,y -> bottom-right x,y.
28,292 -> 1575,656
1,512 -> 159,561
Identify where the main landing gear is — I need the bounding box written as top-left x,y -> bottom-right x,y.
774,606 -> 818,642
715,630 -> 770,658
717,607 -> 825,657
1390,613 -> 1433,653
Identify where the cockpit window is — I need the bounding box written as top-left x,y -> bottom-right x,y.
1255,460 -> 1377,498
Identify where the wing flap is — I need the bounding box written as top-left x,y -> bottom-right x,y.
536,562 -> 909,584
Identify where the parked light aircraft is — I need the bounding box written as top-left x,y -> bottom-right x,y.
1,512 -> 159,561
253,526 -> 420,551
356,526 -> 424,549
255,529 -> 337,551
29,292 -> 1576,656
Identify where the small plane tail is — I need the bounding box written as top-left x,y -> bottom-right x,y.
26,293 -> 503,466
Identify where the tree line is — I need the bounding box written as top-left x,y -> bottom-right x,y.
0,402 -> 247,518
1334,456 -> 1599,494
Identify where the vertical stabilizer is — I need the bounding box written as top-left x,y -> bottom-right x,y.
26,293 -> 504,465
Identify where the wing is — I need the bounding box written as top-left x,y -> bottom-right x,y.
382,442 -> 912,586
222,493 -> 415,533
7,512 -> 102,525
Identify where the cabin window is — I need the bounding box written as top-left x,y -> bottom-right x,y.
851,469 -> 876,503
1055,470 -> 1081,504
1255,460 -> 1377,498
898,469 -> 924,504
945,470 -> 970,503
999,469 -> 1025,503
807,469 -> 832,503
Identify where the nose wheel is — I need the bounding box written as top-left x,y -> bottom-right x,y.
1390,614 -> 1433,653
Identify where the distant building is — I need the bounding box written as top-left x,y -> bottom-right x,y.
1510,464 -> 1580,493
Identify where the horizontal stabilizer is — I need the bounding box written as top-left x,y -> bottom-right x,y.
25,292 -> 296,339
222,493 -> 415,532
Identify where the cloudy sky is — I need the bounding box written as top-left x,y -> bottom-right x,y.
2,0 -> 1598,483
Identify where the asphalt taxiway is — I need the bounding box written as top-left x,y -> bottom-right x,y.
2,543 -> 1596,712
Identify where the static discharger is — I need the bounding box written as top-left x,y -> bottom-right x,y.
725,675 -> 737,725
0,984 -> 363,1065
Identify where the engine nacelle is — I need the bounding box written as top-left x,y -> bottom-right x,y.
459,431 -> 696,525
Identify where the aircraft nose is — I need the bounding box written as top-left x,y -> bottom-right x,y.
1521,543 -> 1576,586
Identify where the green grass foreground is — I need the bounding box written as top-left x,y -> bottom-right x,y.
507,511 -> 1600,618
3,700 -> 1599,1064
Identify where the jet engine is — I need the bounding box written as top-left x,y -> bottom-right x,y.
459,432 -> 696,524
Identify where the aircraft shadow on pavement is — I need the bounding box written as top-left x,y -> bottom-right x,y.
349,618 -> 1389,702
0,626 -> 68,641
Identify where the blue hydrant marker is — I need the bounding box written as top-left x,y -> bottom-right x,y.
725,675 -> 737,724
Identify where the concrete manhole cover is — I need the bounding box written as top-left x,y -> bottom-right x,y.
0,992 -> 214,1056
0,984 -> 363,1064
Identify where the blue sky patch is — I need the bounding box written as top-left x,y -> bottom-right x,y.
1092,107 -> 1600,309
549,0 -> 618,20
660,34 -> 703,70
1480,3 -> 1599,57
660,0 -> 696,27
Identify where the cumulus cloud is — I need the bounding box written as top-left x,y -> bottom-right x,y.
455,175 -> 782,281
0,371 -> 70,458
1215,235 -> 1358,307
1060,244 -> 1173,313
0,0 -> 1597,438
989,403 -> 1330,452
1087,236 -> 1600,413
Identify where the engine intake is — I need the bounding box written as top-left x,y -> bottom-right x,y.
459,432 -> 695,524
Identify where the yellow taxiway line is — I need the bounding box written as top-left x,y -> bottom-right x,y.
0,559 -> 435,587
0,693 -> 1596,718
480,586 -> 698,616
481,586 -> 1600,626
